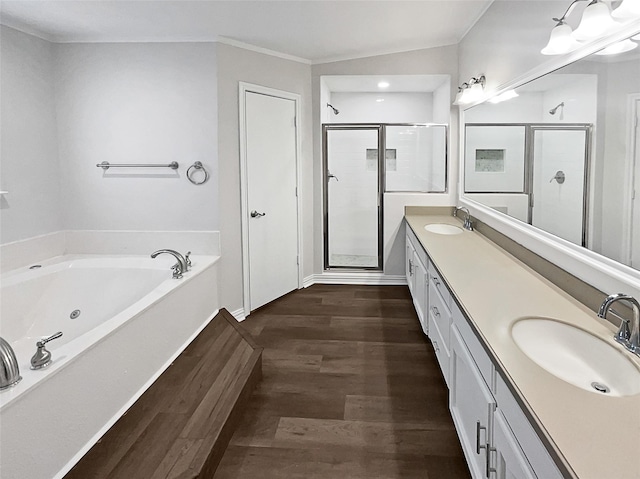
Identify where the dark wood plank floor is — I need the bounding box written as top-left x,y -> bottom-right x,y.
214,284 -> 470,478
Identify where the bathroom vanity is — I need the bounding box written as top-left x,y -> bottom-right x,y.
404,209 -> 640,479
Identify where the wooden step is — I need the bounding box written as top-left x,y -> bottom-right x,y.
65,309 -> 262,479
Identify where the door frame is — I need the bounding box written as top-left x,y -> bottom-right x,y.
239,82 -> 303,314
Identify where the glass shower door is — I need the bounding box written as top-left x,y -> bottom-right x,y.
324,126 -> 382,269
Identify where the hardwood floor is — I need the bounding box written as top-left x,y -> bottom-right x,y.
214,284 -> 470,479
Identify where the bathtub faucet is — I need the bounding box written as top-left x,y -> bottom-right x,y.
151,249 -> 188,279
0,337 -> 22,390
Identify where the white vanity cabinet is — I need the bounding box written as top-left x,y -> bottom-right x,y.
404,223 -> 564,479
428,260 -> 453,385
451,305 -> 563,479
405,230 -> 429,335
493,409 -> 536,479
450,325 -> 496,479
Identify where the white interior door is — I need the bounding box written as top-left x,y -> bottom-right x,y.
244,90 -> 299,311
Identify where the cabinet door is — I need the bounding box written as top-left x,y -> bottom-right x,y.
413,255 -> 428,334
492,410 -> 536,479
406,235 -> 416,293
450,325 -> 496,479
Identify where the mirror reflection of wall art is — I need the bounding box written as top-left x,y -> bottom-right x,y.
475,149 -> 505,172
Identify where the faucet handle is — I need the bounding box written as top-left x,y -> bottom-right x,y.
171,263 -> 183,279
31,332 -> 63,370
614,317 -> 631,346
184,251 -> 192,271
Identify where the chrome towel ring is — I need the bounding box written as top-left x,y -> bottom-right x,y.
187,161 -> 209,185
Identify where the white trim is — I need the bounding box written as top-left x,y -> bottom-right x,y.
217,36 -> 311,65
239,82 -> 304,315
623,94 -> 640,266
458,22 -> 640,300
229,308 -> 246,322
305,272 -> 407,286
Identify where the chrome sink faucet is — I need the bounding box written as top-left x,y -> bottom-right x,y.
151,249 -> 188,279
453,206 -> 474,231
598,293 -> 640,357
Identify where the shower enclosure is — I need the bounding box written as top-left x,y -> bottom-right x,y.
323,123 -> 447,270
465,123 -> 591,246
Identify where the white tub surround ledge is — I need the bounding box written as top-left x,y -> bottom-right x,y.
405,212 -> 640,479
0,254 -> 220,479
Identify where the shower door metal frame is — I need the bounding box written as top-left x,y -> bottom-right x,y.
322,124 -> 384,271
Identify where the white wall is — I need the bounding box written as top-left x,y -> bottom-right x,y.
328,92 -> 432,123
0,26 -> 61,244
54,42 -> 218,233
312,45 -> 459,277
216,43 -> 313,314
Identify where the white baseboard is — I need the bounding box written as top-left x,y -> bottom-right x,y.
303,272 -> 407,286
229,308 -> 246,322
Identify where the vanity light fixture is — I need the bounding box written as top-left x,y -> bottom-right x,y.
453,75 -> 486,105
541,0 -> 640,55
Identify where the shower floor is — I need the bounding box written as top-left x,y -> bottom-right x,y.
329,254 -> 378,268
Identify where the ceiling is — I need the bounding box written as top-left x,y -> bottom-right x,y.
0,0 -> 493,64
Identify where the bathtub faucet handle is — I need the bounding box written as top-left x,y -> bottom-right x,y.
184,251 -> 192,271
31,331 -> 63,370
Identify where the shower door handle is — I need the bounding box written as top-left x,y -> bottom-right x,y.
251,210 -> 266,218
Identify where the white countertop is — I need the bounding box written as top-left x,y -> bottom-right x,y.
405,213 -> 640,479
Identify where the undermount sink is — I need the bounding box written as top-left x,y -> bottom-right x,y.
511,318 -> 640,397
423,223 -> 463,235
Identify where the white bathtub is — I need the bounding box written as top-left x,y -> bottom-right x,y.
0,253 -> 220,479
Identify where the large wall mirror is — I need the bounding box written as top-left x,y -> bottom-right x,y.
462,33 -> 640,271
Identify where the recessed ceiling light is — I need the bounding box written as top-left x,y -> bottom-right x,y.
378,81 -> 390,89
376,98 -> 385,102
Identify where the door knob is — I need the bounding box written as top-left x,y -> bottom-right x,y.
251,210 -> 266,218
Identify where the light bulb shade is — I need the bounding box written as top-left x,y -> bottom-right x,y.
541,23 -> 582,55
453,89 -> 465,105
612,0 -> 640,19
595,38 -> 638,54
572,1 -> 619,41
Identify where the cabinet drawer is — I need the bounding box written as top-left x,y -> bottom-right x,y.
452,303 -> 493,391
429,280 -> 451,350
429,310 -> 450,386
495,374 -> 564,479
428,260 -> 451,310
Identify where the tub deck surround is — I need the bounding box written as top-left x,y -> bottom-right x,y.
64,309 -> 262,479
0,254 -> 220,479
404,212 -> 640,479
